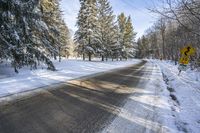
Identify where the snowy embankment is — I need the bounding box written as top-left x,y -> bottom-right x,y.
0,59 -> 141,98
155,60 -> 200,133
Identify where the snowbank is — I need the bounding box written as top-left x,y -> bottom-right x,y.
155,60 -> 200,133
0,59 -> 141,98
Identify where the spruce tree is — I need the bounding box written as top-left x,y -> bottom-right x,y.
0,0 -> 70,72
41,0 -> 70,62
110,26 -> 121,60
75,0 -> 99,61
117,13 -> 136,59
117,13 -> 127,60
97,0 -> 117,61
124,16 -> 136,58
0,0 -> 56,72
75,0 -> 88,60
58,19 -> 70,59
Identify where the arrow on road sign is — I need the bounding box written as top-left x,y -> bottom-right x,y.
180,46 -> 196,56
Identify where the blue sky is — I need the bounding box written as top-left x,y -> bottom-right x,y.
60,0 -> 160,39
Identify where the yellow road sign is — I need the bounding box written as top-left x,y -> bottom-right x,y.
179,55 -> 190,65
180,46 -> 196,56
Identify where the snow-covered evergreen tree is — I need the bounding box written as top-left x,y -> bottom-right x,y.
0,0 -> 55,72
75,1 -> 136,61
74,0 -> 88,60
59,19 -> 71,59
117,13 -> 127,60
75,0 -> 99,61
110,26 -> 122,60
0,0 -> 70,72
41,0 -> 70,62
124,16 -> 137,58
97,0 -> 118,61
117,13 -> 136,59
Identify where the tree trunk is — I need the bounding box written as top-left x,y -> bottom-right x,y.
54,54 -> 57,60
102,55 -> 104,61
88,53 -> 92,61
88,37 -> 92,61
14,67 -> 18,73
83,53 -> 85,61
59,47 -> 61,62
161,30 -> 166,59
59,56 -> 61,62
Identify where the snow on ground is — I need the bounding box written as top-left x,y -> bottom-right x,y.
0,59 -> 141,98
155,60 -> 200,133
102,61 -> 178,133
102,60 -> 200,133
1,59 -> 199,132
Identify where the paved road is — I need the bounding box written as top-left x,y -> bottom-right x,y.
0,60 -> 157,133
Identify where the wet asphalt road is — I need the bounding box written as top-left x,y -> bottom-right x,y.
0,60 -> 154,133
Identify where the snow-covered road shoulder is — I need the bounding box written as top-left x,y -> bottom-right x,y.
155,60 -> 200,133
102,60 -> 200,133
0,59 -> 141,99
102,61 -> 177,133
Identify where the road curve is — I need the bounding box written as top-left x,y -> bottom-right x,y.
0,60 -> 157,133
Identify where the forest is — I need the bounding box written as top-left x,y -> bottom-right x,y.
136,0 -> 200,68
1,0 -> 200,72
0,0 -> 136,72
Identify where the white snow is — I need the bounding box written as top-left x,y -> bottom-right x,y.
0,59 -> 140,98
102,61 -> 178,133
14,30 -> 20,40
1,59 -> 199,132
102,60 -> 200,133
155,60 -> 200,133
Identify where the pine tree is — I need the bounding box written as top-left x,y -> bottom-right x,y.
75,0 -> 99,61
136,38 -> 142,58
97,0 -> 117,61
140,35 -> 149,58
59,19 -> 70,59
124,16 -> 136,58
117,13 -> 136,59
74,0 -> 87,60
0,0 -> 23,72
0,0 -> 56,72
0,0 -> 70,72
117,13 -> 127,60
41,0 -> 70,62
